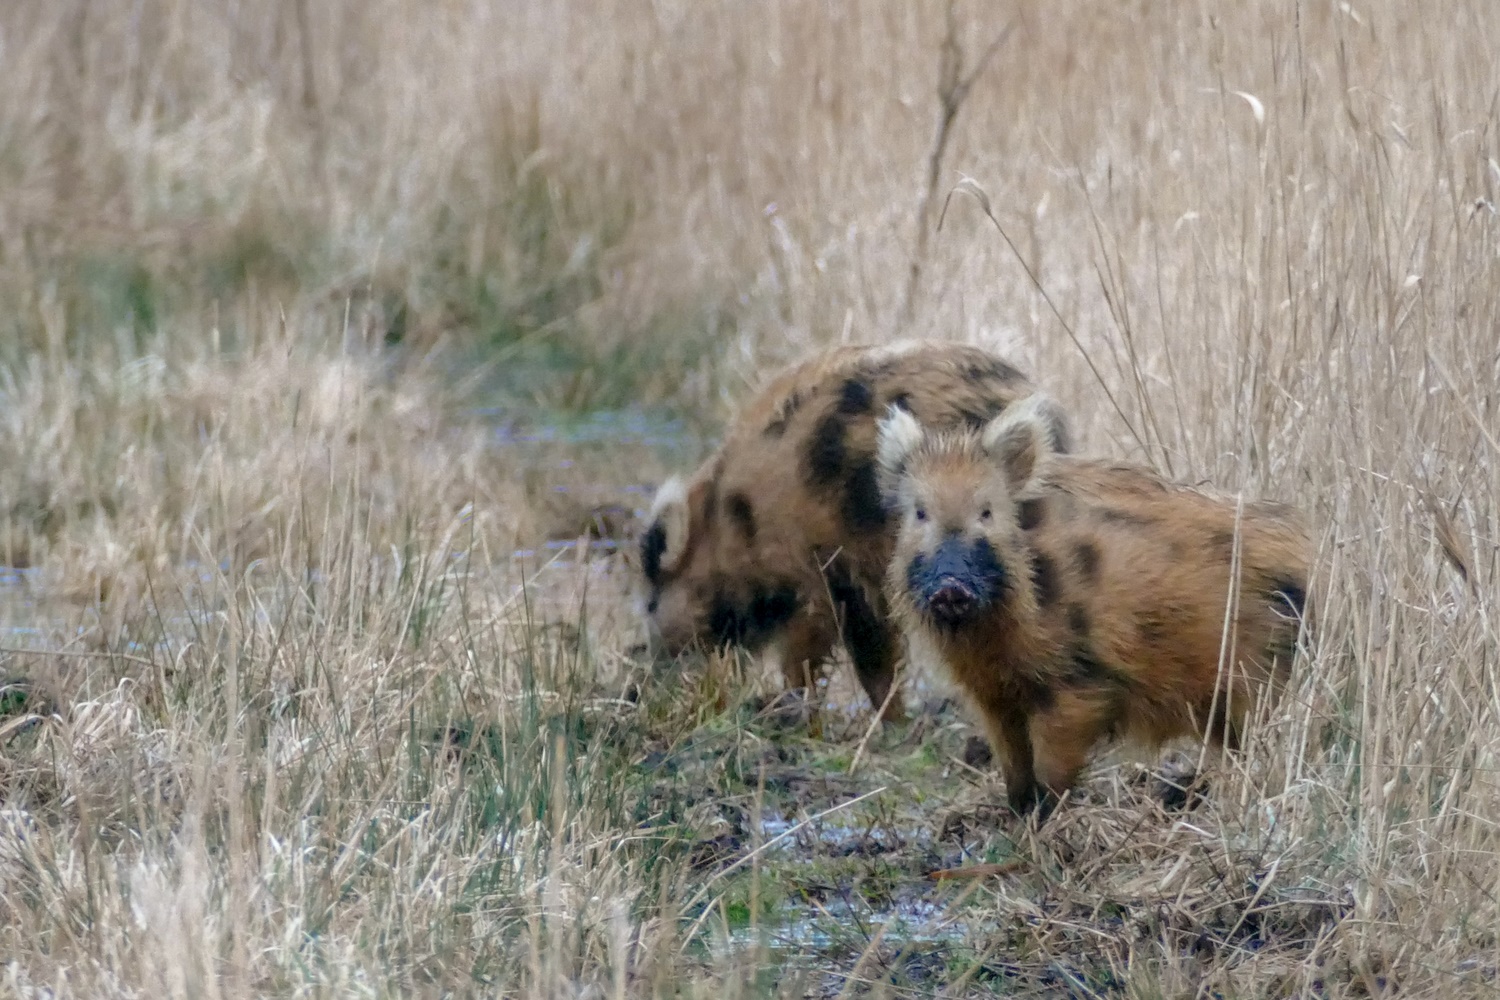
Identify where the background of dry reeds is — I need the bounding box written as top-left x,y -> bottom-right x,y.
1,0 -> 1497,995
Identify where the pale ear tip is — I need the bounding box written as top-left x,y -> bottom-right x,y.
876,406 -> 924,473
876,404 -> 911,438
648,473 -> 689,517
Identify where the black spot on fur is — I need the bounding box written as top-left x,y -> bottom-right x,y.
827,562 -> 898,709
707,584 -> 800,650
992,360 -> 1024,382
963,359 -> 1024,384
886,391 -> 912,413
1073,540 -> 1100,582
805,414 -> 847,487
841,460 -> 887,532
1017,673 -> 1058,713
1136,611 -> 1171,646
1063,648 -> 1113,686
1017,499 -> 1047,532
1099,508 -> 1160,529
837,378 -> 874,415
1031,551 -> 1061,607
856,358 -> 899,382
1067,603 -> 1090,637
763,389 -> 805,438
958,401 -> 1006,431
640,521 -> 667,586
726,492 -> 756,543
1269,579 -> 1307,618
1208,529 -> 1237,557
1270,578 -> 1310,673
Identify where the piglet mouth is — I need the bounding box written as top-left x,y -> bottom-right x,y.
924,577 -> 980,624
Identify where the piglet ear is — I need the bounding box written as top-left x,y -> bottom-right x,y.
876,405 -> 925,480
645,475 -> 693,577
1032,394 -> 1074,455
980,393 -> 1059,488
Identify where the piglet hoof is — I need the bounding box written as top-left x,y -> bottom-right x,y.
1005,783 -> 1059,825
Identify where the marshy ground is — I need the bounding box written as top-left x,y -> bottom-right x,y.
1,0 -> 1498,996
0,388 -> 1443,997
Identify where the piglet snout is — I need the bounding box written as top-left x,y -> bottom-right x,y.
927,577 -> 978,623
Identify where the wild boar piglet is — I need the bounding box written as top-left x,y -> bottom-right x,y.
878,397 -> 1311,816
638,341 -> 1072,722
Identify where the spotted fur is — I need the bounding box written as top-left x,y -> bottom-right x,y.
879,401 -> 1311,815
639,342 -> 1073,721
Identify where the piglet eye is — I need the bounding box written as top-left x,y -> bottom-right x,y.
979,507 -> 993,522
914,506 -> 928,522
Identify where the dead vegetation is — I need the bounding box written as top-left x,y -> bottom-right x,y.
0,0 -> 1497,996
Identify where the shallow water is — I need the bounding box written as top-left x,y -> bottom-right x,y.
0,406 -> 695,645
724,812 -> 991,972
477,404 -> 703,453
0,568 -> 67,651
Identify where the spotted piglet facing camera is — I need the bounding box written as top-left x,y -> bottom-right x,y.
878,397 -> 1312,821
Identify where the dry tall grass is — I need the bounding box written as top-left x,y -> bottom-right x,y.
1,0 -> 1498,995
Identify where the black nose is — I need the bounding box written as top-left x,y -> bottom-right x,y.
926,576 -> 977,623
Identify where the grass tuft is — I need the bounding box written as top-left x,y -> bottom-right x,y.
1,0 -> 1499,995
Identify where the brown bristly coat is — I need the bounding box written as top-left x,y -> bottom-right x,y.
881,403 -> 1311,811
